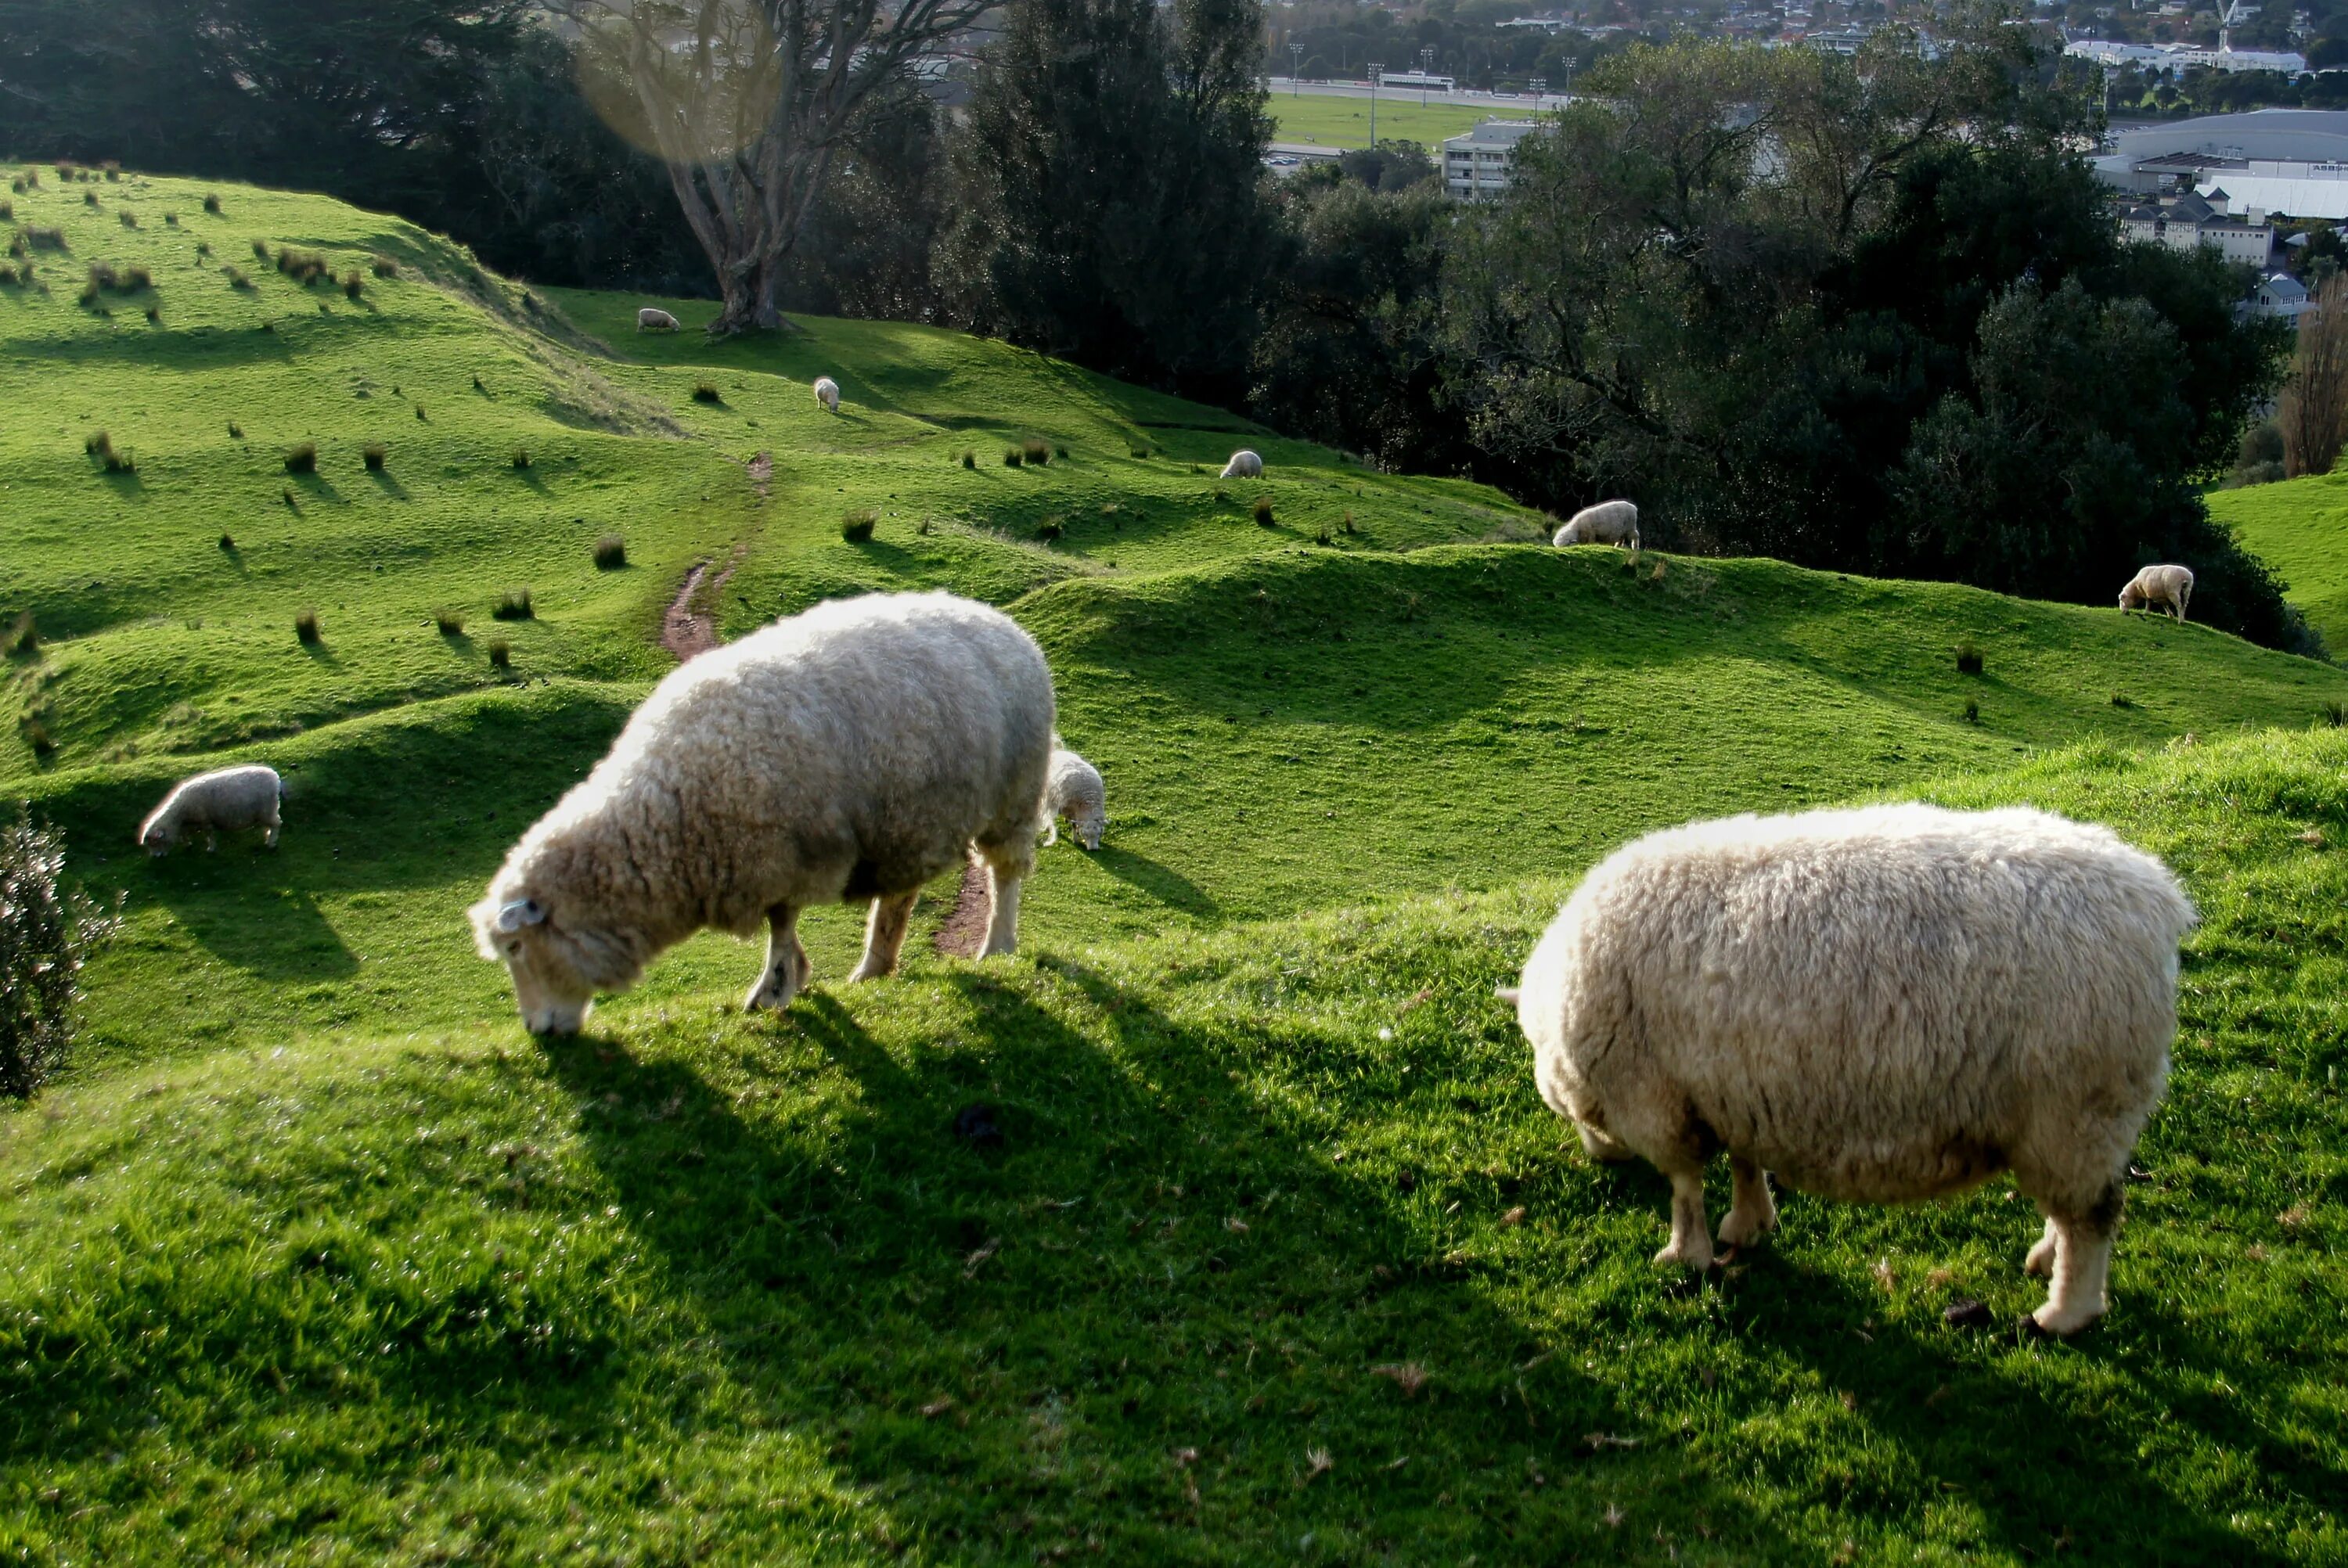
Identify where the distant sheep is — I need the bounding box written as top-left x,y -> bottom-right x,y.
813,376 -> 841,413
1043,739 -> 1107,851
470,592 -> 1055,1036
636,307 -> 680,332
1220,449 -> 1263,479
138,764 -> 283,855
2120,563 -> 2193,623
1553,499 -> 1640,551
1501,803 -> 2193,1336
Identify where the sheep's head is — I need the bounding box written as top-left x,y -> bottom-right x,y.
2119,583 -> 2145,610
470,891 -> 596,1036
138,816 -> 178,856
1077,812 -> 1105,851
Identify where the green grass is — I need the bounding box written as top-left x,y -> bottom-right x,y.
1269,95 -> 1514,151
7,171 -> 2348,1562
2209,470 -> 2348,653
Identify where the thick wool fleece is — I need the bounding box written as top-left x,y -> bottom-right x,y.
1043,744 -> 1106,850
1553,499 -> 1639,549
2120,563 -> 2193,622
138,764 -> 283,852
1219,450 -> 1262,479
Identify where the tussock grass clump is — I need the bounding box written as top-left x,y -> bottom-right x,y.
283,443 -> 317,474
1056,444 -> 1070,460
143,305 -> 159,323
487,637 -> 511,669
0,810 -> 121,1098
1954,642 -> 1985,676
84,261 -> 117,292
203,192 -> 221,214
1341,511 -> 1359,535
342,271 -> 364,300
294,608 -> 320,645
414,404 -> 427,421
101,163 -> 119,181
5,232 -> 21,259
194,239 -> 210,257
691,382 -> 722,404
22,226 -> 64,250
1213,485 -> 1229,504
1251,496 -> 1276,527
434,606 -> 465,635
20,720 -> 56,757
82,191 -> 98,208
593,534 -> 626,570
958,448 -> 976,469
1963,699 -> 1981,724
250,238 -> 268,262
280,487 -> 295,507
218,533 -> 235,551
118,210 -> 137,229
1036,519 -> 1064,542
224,265 -> 251,290
362,443 -> 387,471
0,201 -> 10,223
2328,699 -> 2346,728
5,612 -> 37,657
1129,446 -> 1148,459
1021,437 -> 1052,466
82,430 -> 133,473
275,249 -> 330,285
164,212 -> 178,226
0,263 -> 23,288
492,588 -> 534,621
227,422 -> 242,439
841,510 -> 878,543
1003,448 -> 1022,468
2112,692 -> 2136,709
510,448 -> 530,469
371,254 -> 398,279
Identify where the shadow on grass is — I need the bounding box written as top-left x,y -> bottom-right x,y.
366,467 -> 409,501
1085,845 -> 1219,920
139,867 -> 359,981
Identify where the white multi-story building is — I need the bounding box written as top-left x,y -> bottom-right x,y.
2119,189 -> 2278,262
1442,120 -> 1542,200
2064,37 -> 2308,71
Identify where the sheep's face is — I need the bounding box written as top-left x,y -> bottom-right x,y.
2119,584 -> 2144,610
139,820 -> 178,857
472,894 -> 596,1036
1077,813 -> 1105,851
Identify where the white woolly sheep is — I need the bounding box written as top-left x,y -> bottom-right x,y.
813,376 -> 841,413
1043,739 -> 1107,851
636,307 -> 680,332
2120,563 -> 2193,623
470,592 -> 1054,1036
1553,499 -> 1640,551
1220,449 -> 1263,479
138,764 -> 283,856
1500,803 -> 2194,1336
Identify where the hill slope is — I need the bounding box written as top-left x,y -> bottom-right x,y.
2209,472 -> 2348,653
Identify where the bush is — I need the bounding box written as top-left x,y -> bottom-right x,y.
283,442 -> 316,473
841,509 -> 877,542
1003,448 -> 1022,467
295,608 -> 320,644
434,606 -> 465,635
0,811 -> 121,1099
593,534 -> 627,570
510,448 -> 530,469
371,254 -> 398,279
692,382 -> 722,404
492,588 -> 534,620
362,443 -> 387,471
203,193 -> 221,214
1954,642 -> 1984,676
487,637 -> 511,669
1022,437 -> 1051,466
1251,496 -> 1275,527
343,271 -> 364,300
960,448 -> 976,469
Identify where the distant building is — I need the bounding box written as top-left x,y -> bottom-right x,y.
2118,188 -> 2278,262
2249,268 -> 2313,321
2064,37 -> 2307,70
2094,110 -> 2348,219
1442,120 -> 1542,200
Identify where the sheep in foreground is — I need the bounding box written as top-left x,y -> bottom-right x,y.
636,307 -> 680,332
138,764 -> 283,855
1220,449 -> 1263,479
1500,803 -> 2193,1336
470,592 -> 1054,1036
2120,563 -> 2193,623
1043,739 -> 1107,850
1553,499 -> 1640,550
813,376 -> 841,413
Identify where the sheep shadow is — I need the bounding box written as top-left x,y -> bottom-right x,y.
1082,845 -> 1219,919
135,864 -> 359,981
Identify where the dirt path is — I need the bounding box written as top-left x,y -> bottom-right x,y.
659,541 -> 750,663
931,850 -> 992,958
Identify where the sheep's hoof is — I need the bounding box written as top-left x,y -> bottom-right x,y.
1653,1241 -> 1714,1272
2023,1242 -> 2058,1278
2022,1304 -> 2101,1340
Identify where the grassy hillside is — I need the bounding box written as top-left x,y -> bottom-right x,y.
7,171 -> 2348,1562
4,728 -> 2345,1564
2209,472 -> 2348,653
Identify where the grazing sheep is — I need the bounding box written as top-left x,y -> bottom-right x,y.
1043,739 -> 1107,851
1553,499 -> 1640,551
1220,449 -> 1263,479
138,764 -> 283,855
2120,563 -> 2193,624
470,592 -> 1054,1036
813,376 -> 841,413
636,307 -> 680,332
1500,803 -> 2193,1336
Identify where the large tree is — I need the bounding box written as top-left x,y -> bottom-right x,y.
549,0 -> 985,333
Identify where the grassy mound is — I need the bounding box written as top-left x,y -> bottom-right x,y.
2209,473 -> 2348,655
4,727 -> 2344,1563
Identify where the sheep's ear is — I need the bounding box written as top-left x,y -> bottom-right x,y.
495,897 -> 547,933
1494,986 -> 1522,1005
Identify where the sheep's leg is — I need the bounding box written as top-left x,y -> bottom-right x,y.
978,863 -> 1022,958
2024,1216 -> 2060,1278
1717,1154 -> 1777,1248
1654,1164 -> 1715,1271
264,815 -> 281,849
848,890 -> 919,982
2030,1183 -> 2122,1336
204,829 -> 218,852
745,903 -> 810,1012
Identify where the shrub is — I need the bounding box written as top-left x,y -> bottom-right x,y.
434,606 -> 465,635
295,608 -> 320,644
1003,448 -> 1022,467
1954,642 -> 1984,676
487,637 -> 511,669
371,254 -> 398,279
510,448 -> 530,469
492,588 -> 534,620
250,238 -> 268,261
118,210 -> 137,229
203,192 -> 221,214
362,443 -> 386,471
225,265 -> 251,290
5,612 -> 35,656
283,442 -> 316,473
593,534 -> 627,570
0,810 -> 121,1099
692,381 -> 722,404
218,533 -> 235,550
960,449 -> 976,469
342,271 -> 363,300
1251,497 -> 1275,527
1021,437 -> 1051,466
841,509 -> 877,543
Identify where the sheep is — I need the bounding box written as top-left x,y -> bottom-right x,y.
636,307 -> 680,332
1553,499 -> 1640,551
1500,803 -> 2194,1336
137,764 -> 283,855
2120,563 -> 2193,623
813,376 -> 841,414
469,591 -> 1054,1037
1220,449 -> 1263,479
1042,738 -> 1107,851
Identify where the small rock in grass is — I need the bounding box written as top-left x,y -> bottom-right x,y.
953,1102 -> 1003,1148
1942,1298 -> 1993,1330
